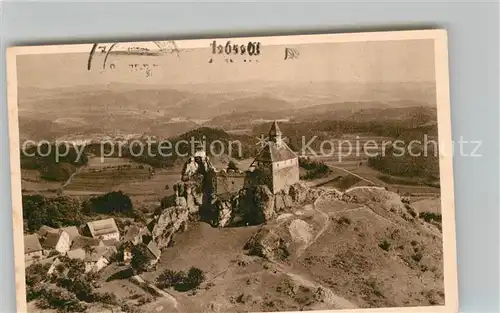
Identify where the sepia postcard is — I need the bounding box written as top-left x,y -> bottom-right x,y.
7,30 -> 457,313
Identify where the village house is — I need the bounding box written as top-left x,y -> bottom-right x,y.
67,246 -> 116,273
40,230 -> 72,254
71,235 -> 104,250
123,225 -> 152,246
250,121 -> 300,194
24,234 -> 43,263
84,218 -> 120,241
61,226 -> 80,241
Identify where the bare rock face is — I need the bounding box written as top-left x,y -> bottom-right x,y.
289,182 -> 324,204
253,185 -> 276,222
151,179 -> 206,248
150,205 -> 190,249
208,183 -> 326,227
244,226 -> 291,261
215,200 -> 233,228
289,182 -> 309,203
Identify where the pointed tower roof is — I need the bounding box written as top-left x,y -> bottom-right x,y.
253,121 -> 297,163
269,121 -> 282,137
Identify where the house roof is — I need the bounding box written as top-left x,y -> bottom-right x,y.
85,246 -> 117,263
146,241 -> 161,259
71,235 -> 103,250
38,225 -> 57,237
61,226 -> 80,241
41,231 -> 64,249
102,239 -> 120,247
67,248 -> 86,260
38,256 -> 59,266
123,225 -> 142,242
24,235 -> 42,254
86,218 -> 119,238
254,141 -> 298,163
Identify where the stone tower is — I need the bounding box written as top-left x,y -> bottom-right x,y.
251,121 -> 300,194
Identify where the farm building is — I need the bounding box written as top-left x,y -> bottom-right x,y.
84,218 -> 120,240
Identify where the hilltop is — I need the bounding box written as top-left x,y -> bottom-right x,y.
135,185 -> 444,313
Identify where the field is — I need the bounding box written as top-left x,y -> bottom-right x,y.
300,134 -> 440,202
21,169 -> 63,192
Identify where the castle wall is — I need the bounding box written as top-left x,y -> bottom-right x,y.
216,174 -> 246,196
271,158 -> 300,194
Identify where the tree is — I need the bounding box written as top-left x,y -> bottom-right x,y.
185,267 -> 206,289
130,244 -> 154,274
155,267 -> 205,292
87,191 -> 133,215
23,195 -> 82,232
156,269 -> 186,289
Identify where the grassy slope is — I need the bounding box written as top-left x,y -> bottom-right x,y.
109,187 -> 444,313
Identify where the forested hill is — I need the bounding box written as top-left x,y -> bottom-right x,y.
21,145 -> 88,182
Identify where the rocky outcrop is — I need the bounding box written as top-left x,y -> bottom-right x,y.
244,226 -> 291,261
150,158 -> 325,248
151,179 -> 205,249
207,182 -> 322,228
149,205 -> 190,249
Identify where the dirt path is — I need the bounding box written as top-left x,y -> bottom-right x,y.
133,275 -> 178,308
345,185 -> 386,193
296,191 -> 330,258
329,165 -> 379,187
286,271 -> 358,309
61,166 -> 85,189
268,260 -> 358,310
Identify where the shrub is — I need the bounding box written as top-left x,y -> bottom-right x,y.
378,240 -> 391,251
36,287 -> 87,313
156,269 -> 186,289
185,267 -> 206,289
299,157 -> 331,180
419,212 -> 442,223
337,216 -> 351,225
155,267 -> 206,292
131,244 -> 155,274
94,292 -> 118,305
411,253 -> 423,262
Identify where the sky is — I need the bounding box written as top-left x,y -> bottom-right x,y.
17,39 -> 436,90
